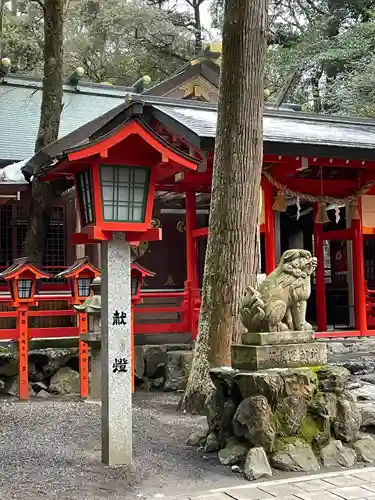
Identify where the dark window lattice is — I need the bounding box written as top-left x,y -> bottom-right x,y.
0,204 -> 66,278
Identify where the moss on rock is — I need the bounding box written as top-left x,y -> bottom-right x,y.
299,415 -> 323,444
281,368 -> 318,403
273,395 -> 307,436
271,437 -> 321,472
274,436 -> 301,454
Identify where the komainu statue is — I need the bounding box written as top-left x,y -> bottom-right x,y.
240,249 -> 317,333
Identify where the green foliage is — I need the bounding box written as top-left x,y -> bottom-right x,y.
264,0 -> 375,117
3,0 -> 375,117
71,0 -> 199,83
1,0 -> 199,84
1,3 -> 43,73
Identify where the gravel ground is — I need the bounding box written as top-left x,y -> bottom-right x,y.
0,392 -> 246,500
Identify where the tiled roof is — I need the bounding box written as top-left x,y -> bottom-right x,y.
22,95 -> 375,180
5,71 -> 375,174
153,103 -> 375,150
0,76 -> 131,161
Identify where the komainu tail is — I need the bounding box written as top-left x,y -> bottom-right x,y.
240,286 -> 266,332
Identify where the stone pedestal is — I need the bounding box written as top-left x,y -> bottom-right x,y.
232,331 -> 327,371
101,233 -> 132,468
80,332 -> 101,400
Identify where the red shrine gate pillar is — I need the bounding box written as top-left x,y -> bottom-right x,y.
352,199 -> 367,335
185,190 -> 200,340
313,203 -> 327,332
263,179 -> 277,274
185,190 -> 198,288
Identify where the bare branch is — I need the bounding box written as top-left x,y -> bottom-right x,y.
29,0 -> 46,12
304,0 -> 326,16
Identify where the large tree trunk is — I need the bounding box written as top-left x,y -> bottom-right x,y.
180,0 -> 268,413
24,0 -> 65,265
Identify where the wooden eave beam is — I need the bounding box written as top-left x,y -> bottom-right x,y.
156,183 -> 212,193
264,154 -> 375,170
174,170 -> 212,185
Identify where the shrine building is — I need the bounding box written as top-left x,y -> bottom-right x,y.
2,44 -> 375,339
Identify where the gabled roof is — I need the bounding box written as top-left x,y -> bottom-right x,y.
0,257 -> 51,280
131,262 -> 155,278
22,95 -> 375,180
143,43 -> 221,97
22,103 -> 200,179
55,257 -> 100,279
143,59 -> 220,97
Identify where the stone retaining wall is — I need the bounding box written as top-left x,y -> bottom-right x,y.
1,338 -> 375,398
187,365 -> 375,481
0,344 -> 193,397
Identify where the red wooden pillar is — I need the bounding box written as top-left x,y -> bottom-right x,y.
352,204 -> 367,335
78,312 -> 89,399
263,180 -> 277,274
313,203 -> 327,332
18,305 -> 29,400
185,190 -> 198,287
186,191 -> 200,341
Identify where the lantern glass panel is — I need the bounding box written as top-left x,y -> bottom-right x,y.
100,165 -> 150,222
18,279 -> 33,299
77,278 -> 91,297
76,169 -> 94,225
131,276 -> 139,296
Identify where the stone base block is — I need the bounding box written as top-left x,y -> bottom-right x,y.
242,331 -> 314,346
232,342 -> 327,371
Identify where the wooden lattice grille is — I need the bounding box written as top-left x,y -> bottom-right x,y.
0,203 -> 66,271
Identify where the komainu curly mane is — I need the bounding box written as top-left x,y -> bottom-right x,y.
240,249 -> 317,333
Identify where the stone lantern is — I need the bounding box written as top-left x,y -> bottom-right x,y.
33,111 -> 199,466
74,276 -> 102,400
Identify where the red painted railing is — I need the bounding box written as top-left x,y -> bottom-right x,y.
0,281 -> 198,400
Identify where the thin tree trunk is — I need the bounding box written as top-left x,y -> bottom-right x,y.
311,68 -> 323,113
0,0 -> 5,56
180,0 -> 268,413
24,0 -> 65,265
193,1 -> 203,54
323,0 -> 345,112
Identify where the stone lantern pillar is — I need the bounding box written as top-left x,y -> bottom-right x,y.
75,277 -> 102,400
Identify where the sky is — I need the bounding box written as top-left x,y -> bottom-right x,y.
173,0 -> 215,30
201,1 -> 213,29
171,0 -> 221,40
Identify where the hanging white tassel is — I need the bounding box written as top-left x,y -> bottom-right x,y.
296,196 -> 301,220
334,205 -> 341,224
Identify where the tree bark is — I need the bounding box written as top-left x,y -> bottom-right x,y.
180,0 -> 268,413
193,1 -> 203,54
0,0 -> 5,55
24,0 -> 65,265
